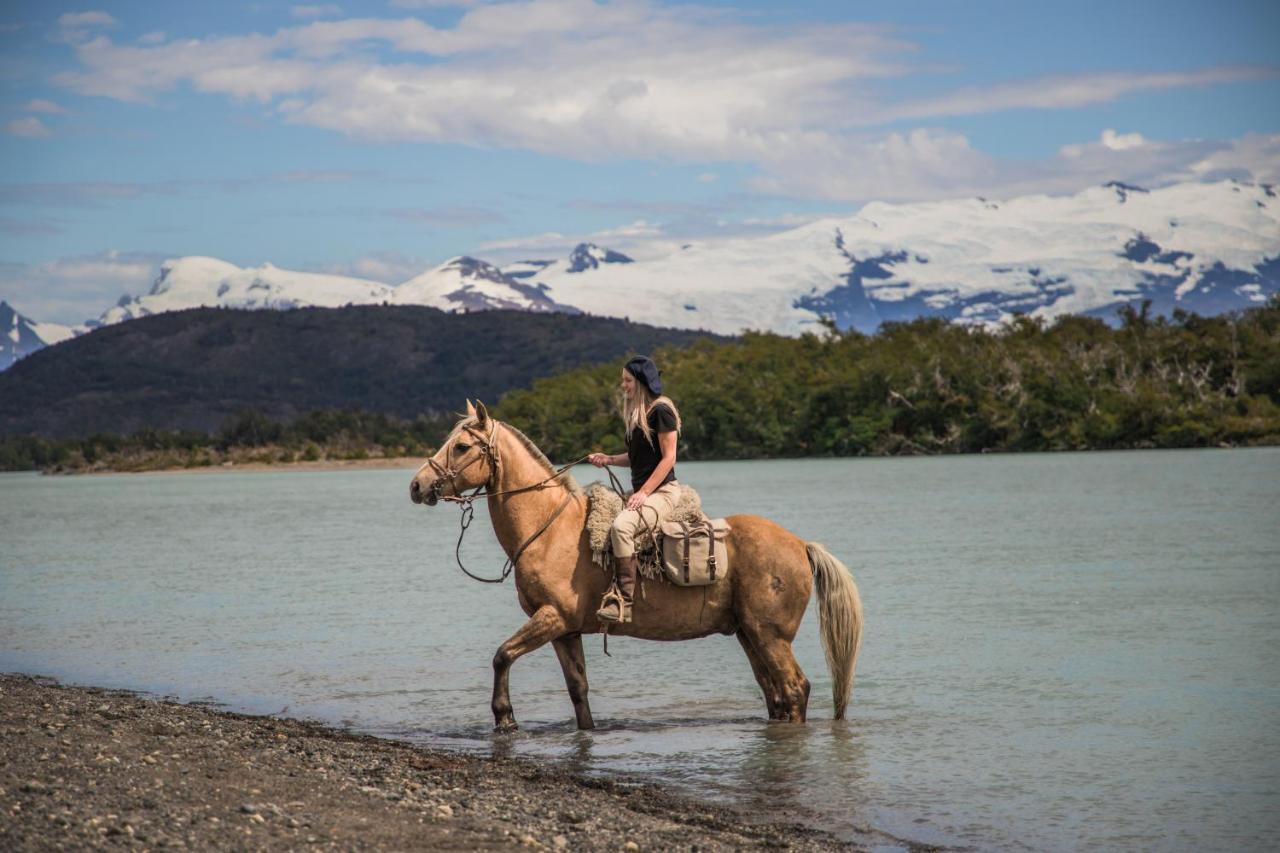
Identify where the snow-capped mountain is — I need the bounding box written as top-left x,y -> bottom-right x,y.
1,300 -> 76,370
95,256 -> 395,327
390,256 -> 576,314
522,181 -> 1279,335
504,243 -> 634,280
5,179 -> 1277,371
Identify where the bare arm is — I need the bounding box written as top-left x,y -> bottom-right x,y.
588,452 -> 628,467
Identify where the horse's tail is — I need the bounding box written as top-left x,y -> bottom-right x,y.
805,542 -> 864,720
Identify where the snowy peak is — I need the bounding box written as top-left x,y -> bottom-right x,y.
391,256 -> 577,314
525,180 -> 1278,335
96,257 -> 395,327
1,300 -> 77,370
566,243 -> 634,273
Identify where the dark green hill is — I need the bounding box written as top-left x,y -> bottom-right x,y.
0,306 -> 724,437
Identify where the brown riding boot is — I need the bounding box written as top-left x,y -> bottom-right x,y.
597,555 -> 637,623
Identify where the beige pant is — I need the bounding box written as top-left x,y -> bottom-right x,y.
610,480 -> 681,558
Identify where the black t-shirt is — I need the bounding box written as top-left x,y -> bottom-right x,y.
626,403 -> 677,492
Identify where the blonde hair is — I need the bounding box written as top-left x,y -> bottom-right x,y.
621,380 -> 682,449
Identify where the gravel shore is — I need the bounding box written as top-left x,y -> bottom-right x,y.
1,674 -> 898,851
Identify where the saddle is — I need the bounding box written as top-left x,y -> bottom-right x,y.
585,482 -> 731,585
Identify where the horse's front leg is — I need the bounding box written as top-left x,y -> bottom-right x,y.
552,633 -> 594,730
492,605 -> 566,732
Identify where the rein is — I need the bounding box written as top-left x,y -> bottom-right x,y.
432,420 -> 593,584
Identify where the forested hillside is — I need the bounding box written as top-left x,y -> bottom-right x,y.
496,300 -> 1280,459
0,305 -> 722,437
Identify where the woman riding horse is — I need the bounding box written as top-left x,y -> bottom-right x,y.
409,400 -> 863,730
587,354 -> 683,624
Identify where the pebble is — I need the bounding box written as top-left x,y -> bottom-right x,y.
239,803 -> 258,814
553,834 -> 569,849
436,804 -> 454,819
624,842 -> 640,851
249,813 -> 266,825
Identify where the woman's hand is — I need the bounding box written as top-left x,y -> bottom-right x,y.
588,452 -> 610,468
626,488 -> 649,511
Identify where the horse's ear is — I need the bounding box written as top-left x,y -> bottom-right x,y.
475,400 -> 489,425
465,399 -> 476,417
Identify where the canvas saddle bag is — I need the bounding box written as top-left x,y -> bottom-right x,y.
658,517 -> 731,586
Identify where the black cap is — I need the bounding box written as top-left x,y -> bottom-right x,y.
624,355 -> 663,396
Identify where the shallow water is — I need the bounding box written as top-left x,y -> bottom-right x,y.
2,449 -> 1278,851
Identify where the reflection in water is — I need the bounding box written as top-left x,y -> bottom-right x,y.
736,721 -> 870,830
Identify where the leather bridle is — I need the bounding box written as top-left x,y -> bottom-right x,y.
424,418 -> 588,584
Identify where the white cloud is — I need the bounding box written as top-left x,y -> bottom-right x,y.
291,5 -> 343,19
57,11 -> 118,29
23,99 -> 67,114
42,2 -> 1280,203
317,251 -> 426,283
696,172 -> 717,184
4,117 -> 52,138
1171,133 -> 1280,184
55,10 -> 118,44
880,67 -> 1278,123
137,31 -> 166,45
0,250 -> 163,325
1100,128 -> 1146,151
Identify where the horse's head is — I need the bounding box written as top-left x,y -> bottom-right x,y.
409,400 -> 500,506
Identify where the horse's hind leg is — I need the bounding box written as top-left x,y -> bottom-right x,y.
743,626 -> 810,722
491,606 -> 566,732
736,629 -> 782,720
552,633 -> 594,730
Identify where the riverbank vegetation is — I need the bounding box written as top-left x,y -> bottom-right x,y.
496,299 -> 1280,459
3,300 -> 1277,473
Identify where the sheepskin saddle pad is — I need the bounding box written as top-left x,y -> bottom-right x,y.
585,481 -> 705,580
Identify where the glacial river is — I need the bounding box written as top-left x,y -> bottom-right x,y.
2,448 -> 1278,850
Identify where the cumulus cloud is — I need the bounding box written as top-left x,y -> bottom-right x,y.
0,250 -> 164,325
4,117 -> 52,138
42,1 -> 1280,203
1100,128 -> 1146,151
1169,133 -> 1280,184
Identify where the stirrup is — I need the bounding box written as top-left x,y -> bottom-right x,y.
596,586 -> 632,624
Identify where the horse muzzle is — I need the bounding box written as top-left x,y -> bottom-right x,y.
409,477 -> 442,506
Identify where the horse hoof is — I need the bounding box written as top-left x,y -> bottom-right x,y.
494,719 -> 518,733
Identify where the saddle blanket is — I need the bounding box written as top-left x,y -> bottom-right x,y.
584,481 -> 705,581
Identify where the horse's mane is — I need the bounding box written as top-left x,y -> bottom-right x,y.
449,416 -> 582,495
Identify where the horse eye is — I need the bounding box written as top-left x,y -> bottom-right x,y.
455,442 -> 470,452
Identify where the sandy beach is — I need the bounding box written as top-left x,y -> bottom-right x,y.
0,674 -> 900,851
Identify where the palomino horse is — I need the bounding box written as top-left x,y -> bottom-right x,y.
409,401 -> 864,731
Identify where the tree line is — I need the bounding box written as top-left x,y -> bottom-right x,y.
495,299 -> 1280,460
3,299 -> 1277,472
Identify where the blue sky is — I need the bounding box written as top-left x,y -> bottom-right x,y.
2,0 -> 1277,323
